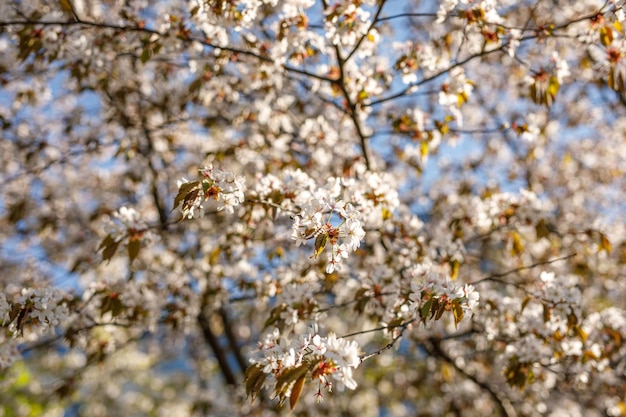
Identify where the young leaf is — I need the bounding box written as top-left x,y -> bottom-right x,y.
452,301 -> 464,329
420,298 -> 433,320
420,140 -> 429,160
128,238 -> 141,263
599,233 -> 611,254
542,303 -> 551,322
98,234 -> 115,252
574,325 -> 588,342
509,231 -> 524,256
599,25 -> 613,46
172,180 -> 201,211
290,375 -> 306,410
100,293 -> 124,318
314,233 -> 328,259
450,259 -> 460,280
99,234 -> 121,262
245,364 -> 267,403
275,363 -> 310,405
434,300 -> 446,321
535,219 -> 550,239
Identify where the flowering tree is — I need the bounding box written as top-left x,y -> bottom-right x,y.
1,0 -> 625,415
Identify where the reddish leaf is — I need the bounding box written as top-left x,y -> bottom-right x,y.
290,375 -> 306,410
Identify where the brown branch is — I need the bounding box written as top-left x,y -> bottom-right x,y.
367,5 -> 610,108
427,338 -> 518,417
471,253 -> 576,286
316,290 -> 397,313
197,310 -> 238,386
344,0 -> 387,63
0,18 -> 336,84
366,35 -> 538,107
377,12 -> 439,23
139,107 -> 169,230
358,318 -> 416,363
19,321 -> 134,354
219,307 -> 248,376
332,43 -> 373,170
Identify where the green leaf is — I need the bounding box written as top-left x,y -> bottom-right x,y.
290,375 -> 306,410
420,140 -> 429,160
452,301 -> 464,328
420,298 -> 433,320
245,364 -> 267,403
434,300 -> 446,321
509,231 -> 524,256
314,233 -> 328,259
100,294 -> 125,318
542,303 -> 551,323
450,259 -> 460,280
547,76 -> 560,100
140,42 -> 158,64
505,357 -> 530,389
599,25 -> 613,46
128,238 -> 141,263
59,0 -> 73,12
535,219 -> 550,239
188,78 -> 203,95
275,363 -> 311,405
574,325 -> 588,342
599,233 -> 611,254
99,234 -> 121,262
98,234 -> 114,252
173,180 -> 201,210
264,304 -> 286,329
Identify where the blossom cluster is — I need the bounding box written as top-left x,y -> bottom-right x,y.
436,0 -> 504,25
103,206 -> 151,240
175,164 -> 246,218
2,0 -> 626,414
474,270 -> 604,389
291,198 -> 366,273
438,189 -> 549,241
98,206 -> 157,263
324,1 -> 375,48
438,67 -> 474,127
247,328 -> 361,405
408,270 -> 480,328
0,288 -> 70,370
1,288 -> 70,334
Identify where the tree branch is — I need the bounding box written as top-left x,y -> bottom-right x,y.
332,43 -> 373,170
344,0 -> 387,63
471,253 -> 576,286
427,338 -> 518,417
197,310 -> 238,386
358,318 -> 416,363
0,19 -> 336,84
219,307 -> 248,376
377,12 -> 439,23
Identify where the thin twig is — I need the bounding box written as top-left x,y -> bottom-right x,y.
471,253 -> 576,285
377,13 -> 439,23
358,319 -> 417,363
344,0 -> 387,63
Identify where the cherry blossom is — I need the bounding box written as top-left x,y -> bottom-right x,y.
0,0 -> 625,415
